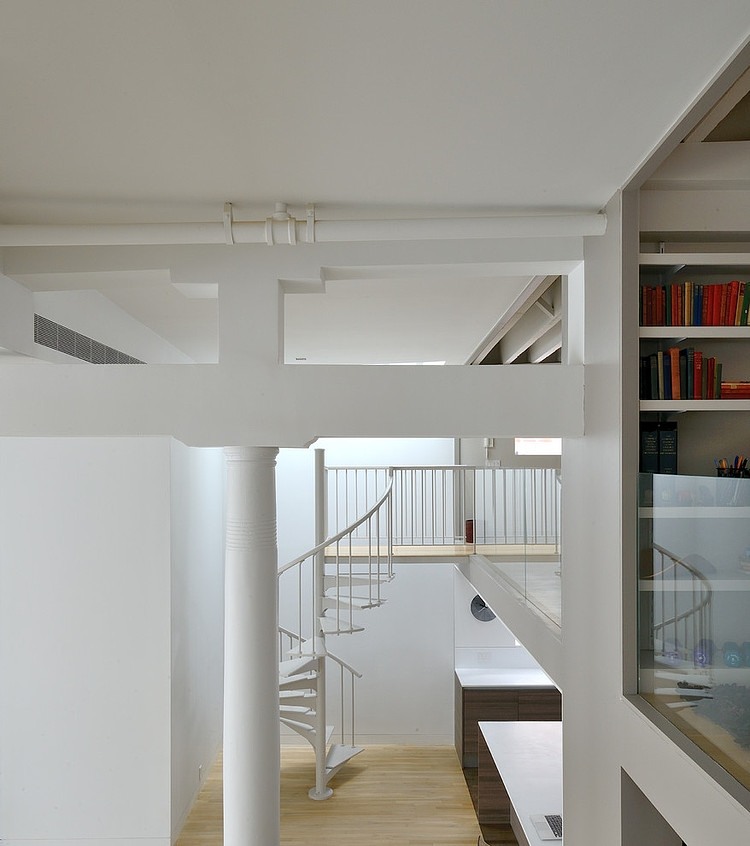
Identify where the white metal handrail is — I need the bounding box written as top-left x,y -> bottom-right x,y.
278,469 -> 394,648
279,626 -> 362,746
646,543 -> 713,667
327,465 -> 561,549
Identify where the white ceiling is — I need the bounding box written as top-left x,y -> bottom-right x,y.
1,2 -> 749,363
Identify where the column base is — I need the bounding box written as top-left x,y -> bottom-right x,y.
308,786 -> 334,801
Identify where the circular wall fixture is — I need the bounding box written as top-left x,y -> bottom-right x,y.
470,594 -> 496,622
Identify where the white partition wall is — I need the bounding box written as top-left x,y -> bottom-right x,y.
0,437 -> 225,846
169,442 -> 225,841
0,438 -> 172,846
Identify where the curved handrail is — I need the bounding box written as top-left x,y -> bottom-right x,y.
278,469 -> 394,576
647,542 -> 713,646
647,543 -> 713,600
278,625 -> 363,679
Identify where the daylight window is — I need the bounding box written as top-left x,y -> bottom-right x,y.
514,438 -> 562,456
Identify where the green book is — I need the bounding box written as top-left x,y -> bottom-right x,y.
742,282 -> 750,326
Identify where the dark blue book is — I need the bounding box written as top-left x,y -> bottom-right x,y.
650,354 -> 659,400
640,357 -> 651,399
663,352 -> 672,400
679,348 -> 688,400
695,285 -> 703,326
640,424 -> 660,473
658,423 -> 678,474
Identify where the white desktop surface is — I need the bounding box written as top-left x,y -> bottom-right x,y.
479,720 -> 562,846
455,668 -> 555,689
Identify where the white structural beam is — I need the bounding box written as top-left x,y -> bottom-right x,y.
468,275 -> 560,364
528,323 -> 563,363
0,361 -> 584,446
683,66 -> 750,143
498,306 -> 561,364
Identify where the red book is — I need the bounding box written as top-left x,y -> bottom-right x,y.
701,287 -> 710,325
668,347 -> 680,399
721,382 -> 750,398
706,357 -> 716,399
728,280 -> 739,327
693,350 -> 703,399
719,283 -> 728,325
654,286 -> 664,326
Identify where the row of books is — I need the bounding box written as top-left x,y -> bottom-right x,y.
640,348 -> 722,400
640,422 -> 677,474
640,279 -> 750,327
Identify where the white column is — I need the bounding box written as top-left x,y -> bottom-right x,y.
223,446 -> 280,846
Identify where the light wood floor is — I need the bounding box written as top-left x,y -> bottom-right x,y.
176,745 -> 483,846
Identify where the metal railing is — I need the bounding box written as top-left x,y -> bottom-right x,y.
278,469 -> 394,643
646,543 -> 713,668
327,465 -> 561,550
279,626 -> 362,746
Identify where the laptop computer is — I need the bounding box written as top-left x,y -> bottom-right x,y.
530,813 -> 563,841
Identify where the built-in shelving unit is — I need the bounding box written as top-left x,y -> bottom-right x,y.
637,247 -> 750,800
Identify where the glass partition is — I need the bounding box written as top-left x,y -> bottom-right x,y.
638,472 -> 750,791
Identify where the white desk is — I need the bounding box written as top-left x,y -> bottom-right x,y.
455,667 -> 555,689
478,720 -> 562,846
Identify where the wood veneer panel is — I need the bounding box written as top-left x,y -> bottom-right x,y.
517,689 -> 562,721
463,689 -> 518,766
478,730 -> 511,826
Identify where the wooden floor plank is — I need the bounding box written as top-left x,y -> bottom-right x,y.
176,745 -> 485,846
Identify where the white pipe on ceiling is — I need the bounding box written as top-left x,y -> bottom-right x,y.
0,203 -> 606,247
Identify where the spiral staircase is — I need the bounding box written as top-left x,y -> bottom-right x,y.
276,458 -> 563,799
277,456 -> 395,799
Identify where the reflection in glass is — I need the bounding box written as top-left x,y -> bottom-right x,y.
638,473 -> 750,791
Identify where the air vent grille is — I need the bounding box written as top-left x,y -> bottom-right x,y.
34,314 -> 145,364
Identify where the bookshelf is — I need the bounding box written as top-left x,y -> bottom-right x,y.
638,251 -> 750,448
637,253 -> 750,708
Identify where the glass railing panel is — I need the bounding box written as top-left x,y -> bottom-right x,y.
479,468 -> 562,627
638,471 -> 750,792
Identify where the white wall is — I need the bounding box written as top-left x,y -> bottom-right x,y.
324,562 -> 456,744
316,437 -> 455,467
0,438 -> 172,846
0,273 -> 35,355
454,569 -> 539,669
169,443 -> 224,841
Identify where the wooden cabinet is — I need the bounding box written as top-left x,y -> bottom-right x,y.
455,675 -> 561,767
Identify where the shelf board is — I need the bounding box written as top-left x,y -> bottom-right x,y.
639,252 -> 750,267
639,326 -> 750,340
640,400 -> 750,411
